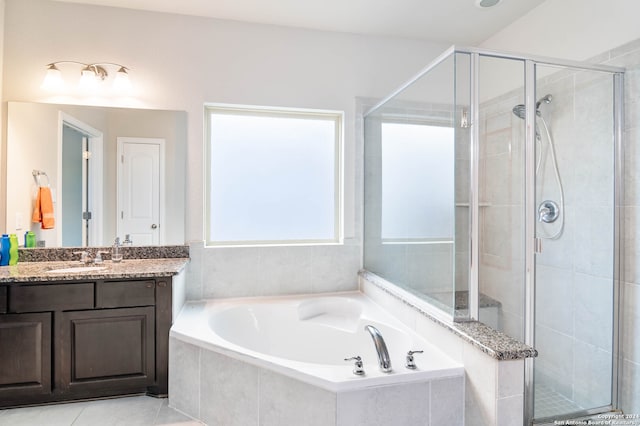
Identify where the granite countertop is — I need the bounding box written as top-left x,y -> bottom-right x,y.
0,258 -> 189,283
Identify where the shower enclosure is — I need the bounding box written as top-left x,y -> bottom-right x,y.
363,46 -> 624,424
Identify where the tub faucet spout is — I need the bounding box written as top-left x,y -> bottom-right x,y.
364,325 -> 392,373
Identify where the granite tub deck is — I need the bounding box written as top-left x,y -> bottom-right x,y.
359,270 -> 537,361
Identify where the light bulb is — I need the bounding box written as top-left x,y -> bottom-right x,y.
41,64 -> 64,91
79,66 -> 99,91
113,66 -> 132,92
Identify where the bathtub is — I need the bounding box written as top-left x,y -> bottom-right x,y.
170,292 -> 463,392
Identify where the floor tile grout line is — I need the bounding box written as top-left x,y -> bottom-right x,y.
151,398 -> 166,425
70,404 -> 88,426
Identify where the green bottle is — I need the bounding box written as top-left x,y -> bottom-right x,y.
9,234 -> 18,265
26,231 -> 36,248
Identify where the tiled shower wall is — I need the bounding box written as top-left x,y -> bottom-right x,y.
478,70 -> 616,409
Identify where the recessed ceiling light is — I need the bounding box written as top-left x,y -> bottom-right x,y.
475,0 -> 502,8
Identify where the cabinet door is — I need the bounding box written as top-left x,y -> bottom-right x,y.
0,313 -> 52,401
0,286 -> 7,313
57,307 -> 155,396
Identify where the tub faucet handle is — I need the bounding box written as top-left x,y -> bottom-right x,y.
344,356 -> 365,376
405,350 -> 424,370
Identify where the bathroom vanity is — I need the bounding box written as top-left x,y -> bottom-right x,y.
0,256 -> 188,408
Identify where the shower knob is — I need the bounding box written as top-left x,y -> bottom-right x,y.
538,200 -> 559,223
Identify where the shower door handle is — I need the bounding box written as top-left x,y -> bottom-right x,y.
534,238 -> 542,253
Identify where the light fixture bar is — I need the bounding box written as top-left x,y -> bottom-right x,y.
41,61 -> 131,92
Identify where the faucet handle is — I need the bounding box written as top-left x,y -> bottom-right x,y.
405,350 -> 424,370
94,251 -> 110,264
344,356 -> 365,376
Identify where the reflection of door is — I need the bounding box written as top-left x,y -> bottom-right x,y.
59,114 -> 103,247
61,125 -> 84,246
117,138 -> 165,245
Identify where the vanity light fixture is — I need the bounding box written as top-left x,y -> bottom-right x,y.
41,61 -> 131,92
474,0 -> 502,8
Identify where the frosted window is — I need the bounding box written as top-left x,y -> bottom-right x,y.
206,106 -> 342,245
381,122 -> 454,241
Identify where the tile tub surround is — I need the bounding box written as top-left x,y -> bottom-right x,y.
169,291 -> 464,425
169,338 -> 464,426
0,258 -> 189,282
360,271 -> 529,426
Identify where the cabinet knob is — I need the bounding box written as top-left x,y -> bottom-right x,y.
146,283 -> 154,288
157,282 -> 167,288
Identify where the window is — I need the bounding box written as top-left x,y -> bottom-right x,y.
205,105 -> 343,246
380,122 -> 455,243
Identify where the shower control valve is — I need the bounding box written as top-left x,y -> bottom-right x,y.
538,200 -> 560,223
405,350 -> 424,370
344,356 -> 365,376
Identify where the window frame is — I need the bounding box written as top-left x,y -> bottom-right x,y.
204,103 -> 344,247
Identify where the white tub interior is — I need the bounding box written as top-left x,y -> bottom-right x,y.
171,292 -> 463,392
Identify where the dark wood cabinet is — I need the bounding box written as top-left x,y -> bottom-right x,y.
0,285 -> 7,313
0,277 -> 172,408
58,307 -> 156,394
0,312 -> 52,403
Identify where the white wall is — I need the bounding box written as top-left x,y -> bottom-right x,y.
0,0 -> 5,232
1,0 -> 448,295
481,0 -> 640,61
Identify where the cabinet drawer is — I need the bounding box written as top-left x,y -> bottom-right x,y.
96,280 -> 155,308
10,283 -> 94,312
0,286 -> 6,314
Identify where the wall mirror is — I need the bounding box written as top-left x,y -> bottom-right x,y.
5,102 -> 187,247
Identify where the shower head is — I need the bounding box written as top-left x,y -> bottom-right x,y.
512,104 -> 526,120
536,94 -> 553,109
512,94 -> 553,120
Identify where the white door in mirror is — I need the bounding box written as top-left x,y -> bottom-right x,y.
117,137 -> 165,245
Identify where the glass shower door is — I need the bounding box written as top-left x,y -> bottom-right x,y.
532,64 -> 617,421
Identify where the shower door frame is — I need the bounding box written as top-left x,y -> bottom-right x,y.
463,47 -> 624,424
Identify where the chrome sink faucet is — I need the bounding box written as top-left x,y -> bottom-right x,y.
73,250 -> 93,264
365,325 -> 392,373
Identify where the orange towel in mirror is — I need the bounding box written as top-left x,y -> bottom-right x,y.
32,187 -> 55,229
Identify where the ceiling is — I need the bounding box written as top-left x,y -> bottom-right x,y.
53,0 -> 545,45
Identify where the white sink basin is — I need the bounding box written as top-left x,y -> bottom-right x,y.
46,266 -> 107,274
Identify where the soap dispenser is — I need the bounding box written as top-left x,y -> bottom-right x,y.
112,237 -> 123,263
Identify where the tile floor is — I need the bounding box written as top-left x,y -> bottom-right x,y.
534,382 -> 583,419
0,395 -> 202,426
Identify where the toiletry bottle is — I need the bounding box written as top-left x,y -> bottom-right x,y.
26,231 -> 36,248
123,234 -> 133,246
0,234 -> 10,266
8,234 -> 18,265
112,237 -> 123,263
